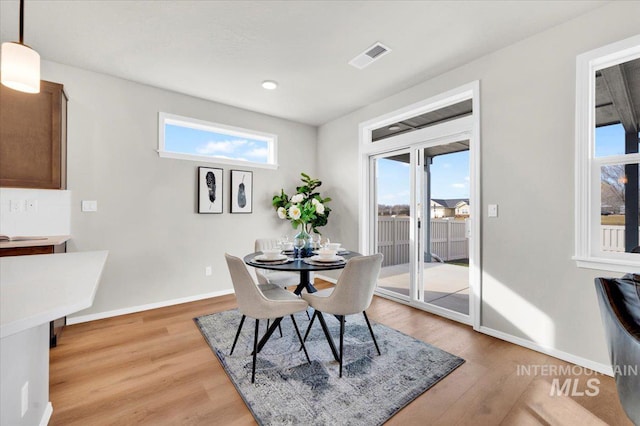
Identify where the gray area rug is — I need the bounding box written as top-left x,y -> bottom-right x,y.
195,309 -> 464,425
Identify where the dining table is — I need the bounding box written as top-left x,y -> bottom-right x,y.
243,249 -> 361,295
244,249 -> 361,361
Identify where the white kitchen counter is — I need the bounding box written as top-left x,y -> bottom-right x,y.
0,251 -> 108,339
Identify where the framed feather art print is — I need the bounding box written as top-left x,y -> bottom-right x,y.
230,170 -> 252,213
198,167 -> 223,214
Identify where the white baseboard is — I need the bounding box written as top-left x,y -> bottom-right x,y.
39,402 -> 53,426
67,289 -> 235,325
478,325 -> 614,377
315,274 -> 337,284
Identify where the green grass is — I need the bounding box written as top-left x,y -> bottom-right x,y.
446,259 -> 469,267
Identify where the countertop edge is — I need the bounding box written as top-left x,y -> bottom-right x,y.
0,250 -> 108,339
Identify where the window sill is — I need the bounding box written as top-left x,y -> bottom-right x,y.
574,256 -> 640,274
157,150 -> 278,170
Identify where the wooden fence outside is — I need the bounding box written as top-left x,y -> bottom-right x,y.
377,216 -> 468,266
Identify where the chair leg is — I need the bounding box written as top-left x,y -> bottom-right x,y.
252,319 -> 259,383
301,310 -> 318,348
306,309 -> 311,320
291,315 -> 311,364
362,311 -> 380,356
266,318 -> 282,338
339,315 -> 345,377
230,314 -> 246,355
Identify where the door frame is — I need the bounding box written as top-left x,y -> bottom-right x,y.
358,81 -> 481,329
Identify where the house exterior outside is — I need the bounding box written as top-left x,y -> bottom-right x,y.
431,198 -> 469,218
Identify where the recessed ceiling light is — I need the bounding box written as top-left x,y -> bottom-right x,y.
388,124 -> 401,131
262,80 -> 278,90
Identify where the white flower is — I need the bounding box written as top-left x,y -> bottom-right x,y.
288,205 -> 301,220
291,193 -> 304,203
315,202 -> 325,215
277,206 -> 287,219
311,198 -> 319,206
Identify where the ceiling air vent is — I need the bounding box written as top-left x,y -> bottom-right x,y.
349,42 -> 391,70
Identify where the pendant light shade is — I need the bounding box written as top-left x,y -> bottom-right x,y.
1,42 -> 40,93
1,0 -> 40,94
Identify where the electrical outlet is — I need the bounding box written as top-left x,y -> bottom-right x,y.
205,266 -> 212,276
21,381 -> 28,417
26,199 -> 38,213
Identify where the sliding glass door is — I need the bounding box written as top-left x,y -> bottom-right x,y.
416,140 -> 471,319
372,137 -> 473,324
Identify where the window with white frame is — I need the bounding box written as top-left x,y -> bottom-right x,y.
158,112 -> 278,169
575,35 -> 640,273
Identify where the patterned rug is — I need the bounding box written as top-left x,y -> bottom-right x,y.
195,309 -> 464,426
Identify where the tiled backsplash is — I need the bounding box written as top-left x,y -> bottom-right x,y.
0,188 -> 71,236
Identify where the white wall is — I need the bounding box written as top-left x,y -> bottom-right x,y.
317,1 -> 640,368
38,61 -> 316,320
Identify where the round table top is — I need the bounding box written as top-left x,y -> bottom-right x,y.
244,250 -> 361,272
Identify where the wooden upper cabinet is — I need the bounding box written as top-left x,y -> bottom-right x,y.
0,80 -> 68,189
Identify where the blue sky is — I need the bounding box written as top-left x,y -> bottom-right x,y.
165,124 -> 269,163
377,150 -> 470,206
595,123 -> 638,157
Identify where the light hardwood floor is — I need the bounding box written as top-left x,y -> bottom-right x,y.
49,281 -> 632,425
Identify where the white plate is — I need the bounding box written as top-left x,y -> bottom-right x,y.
254,254 -> 288,262
313,249 -> 349,255
308,255 -> 345,263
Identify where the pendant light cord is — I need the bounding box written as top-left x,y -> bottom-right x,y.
19,0 -> 25,44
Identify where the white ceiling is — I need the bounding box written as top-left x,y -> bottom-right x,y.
0,1 -> 607,126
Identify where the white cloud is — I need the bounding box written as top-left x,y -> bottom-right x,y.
196,139 -> 248,155
245,147 -> 269,158
451,183 -> 466,188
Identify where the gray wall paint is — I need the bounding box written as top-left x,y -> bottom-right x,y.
0,324 -> 49,426
39,61 -> 316,318
317,1 -> 639,366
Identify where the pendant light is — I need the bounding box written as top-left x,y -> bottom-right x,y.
1,0 -> 40,93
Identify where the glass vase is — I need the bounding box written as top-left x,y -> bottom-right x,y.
294,226 -> 313,258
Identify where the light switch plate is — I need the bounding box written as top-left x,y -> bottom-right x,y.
82,200 -> 98,212
10,199 -> 24,213
488,204 -> 498,218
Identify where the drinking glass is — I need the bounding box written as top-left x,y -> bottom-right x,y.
293,237 -> 305,260
279,234 -> 290,251
321,237 -> 331,249
312,234 -> 321,250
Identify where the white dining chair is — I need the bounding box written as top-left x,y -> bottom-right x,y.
225,254 -> 311,383
301,253 -> 383,377
254,238 -> 311,288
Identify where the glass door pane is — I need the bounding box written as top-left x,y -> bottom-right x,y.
373,151 -> 414,301
419,141 -> 470,316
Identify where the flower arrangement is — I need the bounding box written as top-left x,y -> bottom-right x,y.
272,173 -> 331,234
